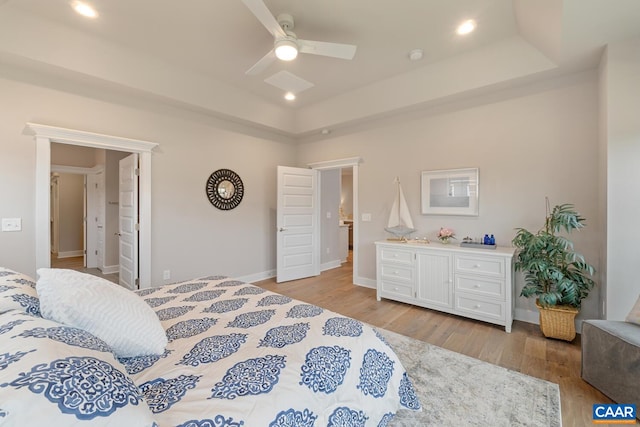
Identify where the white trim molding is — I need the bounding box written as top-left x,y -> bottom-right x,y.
51,164 -> 104,174
25,123 -> 159,153
307,157 -> 362,170
25,123 -> 158,288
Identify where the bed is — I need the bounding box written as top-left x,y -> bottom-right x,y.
0,267 -> 420,426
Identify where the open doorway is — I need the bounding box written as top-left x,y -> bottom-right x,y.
340,168 -> 354,264
29,123 -> 157,289
309,157 -> 361,285
49,145 -> 129,285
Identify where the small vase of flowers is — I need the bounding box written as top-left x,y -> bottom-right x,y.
437,227 -> 456,244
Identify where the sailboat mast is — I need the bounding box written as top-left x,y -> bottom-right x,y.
395,177 -> 400,222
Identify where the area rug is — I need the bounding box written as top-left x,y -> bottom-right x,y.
377,328 -> 562,427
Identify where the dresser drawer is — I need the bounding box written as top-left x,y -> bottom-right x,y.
455,255 -> 505,278
455,293 -> 505,321
381,281 -> 413,298
380,263 -> 414,284
379,247 -> 414,265
455,275 -> 505,300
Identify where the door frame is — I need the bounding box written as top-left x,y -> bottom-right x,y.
26,123 -> 158,288
50,164 -> 103,268
308,157 -> 362,285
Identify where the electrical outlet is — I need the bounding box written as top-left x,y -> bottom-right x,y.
361,213 -> 372,222
163,270 -> 171,280
326,212 -> 332,219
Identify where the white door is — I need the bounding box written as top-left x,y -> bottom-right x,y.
277,166 -> 320,283
119,154 -> 139,290
96,172 -> 105,271
85,172 -> 101,268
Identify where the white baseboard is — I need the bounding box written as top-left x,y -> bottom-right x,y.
236,270 -> 276,284
354,276 -> 376,289
514,307 -> 539,325
57,250 -> 83,259
321,260 -> 342,272
101,265 -> 119,274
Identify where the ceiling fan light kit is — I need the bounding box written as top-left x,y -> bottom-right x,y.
275,38 -> 298,61
242,0 -> 357,75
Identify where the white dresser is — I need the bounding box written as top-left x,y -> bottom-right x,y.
375,241 -> 516,332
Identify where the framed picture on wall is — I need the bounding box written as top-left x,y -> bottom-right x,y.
421,168 -> 479,216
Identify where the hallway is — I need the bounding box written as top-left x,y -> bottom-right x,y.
50,255 -> 119,285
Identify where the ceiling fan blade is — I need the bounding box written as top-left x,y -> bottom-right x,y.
298,40 -> 357,60
245,49 -> 277,75
241,0 -> 286,38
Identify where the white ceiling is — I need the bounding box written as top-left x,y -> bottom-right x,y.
1,0 -> 639,138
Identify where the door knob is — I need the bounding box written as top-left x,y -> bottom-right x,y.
279,227 -> 287,232
115,232 -> 122,236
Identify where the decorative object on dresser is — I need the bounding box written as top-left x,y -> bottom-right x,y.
421,168 -> 479,216
385,176 -> 416,241
512,199 -> 596,341
375,241 -> 515,332
436,227 -> 455,244
205,168 -> 244,210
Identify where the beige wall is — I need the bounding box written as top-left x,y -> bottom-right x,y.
56,173 -> 84,254
341,172 -> 353,219
320,169 -> 341,266
0,74 -> 295,283
51,143 -> 99,168
603,36 -> 640,320
0,60 -> 615,326
297,70 -> 602,323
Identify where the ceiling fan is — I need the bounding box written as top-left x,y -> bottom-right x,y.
241,0 -> 357,75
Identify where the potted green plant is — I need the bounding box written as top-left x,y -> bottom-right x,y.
512,199 -> 596,341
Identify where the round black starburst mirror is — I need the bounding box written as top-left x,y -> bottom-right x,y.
206,169 -> 244,210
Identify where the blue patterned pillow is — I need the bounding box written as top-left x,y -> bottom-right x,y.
0,310 -> 157,425
0,267 -> 40,316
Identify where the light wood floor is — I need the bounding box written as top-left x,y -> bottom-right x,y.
50,255 -> 119,284
256,261 -> 614,427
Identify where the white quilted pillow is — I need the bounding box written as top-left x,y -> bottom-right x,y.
36,268 -> 167,358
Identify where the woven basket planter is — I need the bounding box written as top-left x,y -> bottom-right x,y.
536,300 -> 578,341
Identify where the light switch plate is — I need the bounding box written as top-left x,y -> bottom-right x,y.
2,218 -> 22,232
361,213 -> 372,222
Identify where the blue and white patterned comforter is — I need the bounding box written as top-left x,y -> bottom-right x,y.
128,276 -> 421,426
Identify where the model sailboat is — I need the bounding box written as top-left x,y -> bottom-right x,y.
385,177 -> 416,241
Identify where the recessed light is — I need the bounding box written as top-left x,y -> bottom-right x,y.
284,92 -> 296,101
409,49 -> 423,61
71,1 -> 98,18
456,19 -> 476,35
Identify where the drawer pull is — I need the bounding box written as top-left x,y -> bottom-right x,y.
474,284 -> 481,288
393,254 -> 398,258
393,287 -> 399,291
474,264 -> 481,268
474,304 -> 481,309
394,270 -> 399,275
